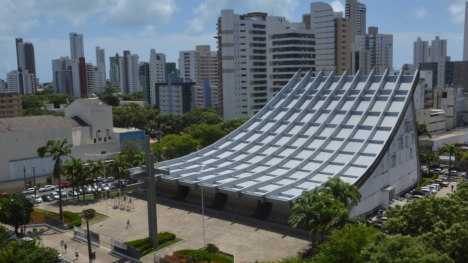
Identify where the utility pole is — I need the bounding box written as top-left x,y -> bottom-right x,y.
85,213 -> 92,263
33,167 -> 36,204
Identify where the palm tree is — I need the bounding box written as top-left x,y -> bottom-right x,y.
320,177 -> 362,209
61,159 -> 76,201
438,143 -> 460,178
459,152 -> 468,175
37,138 -> 72,221
132,151 -> 146,167
108,154 -> 131,193
417,121 -> 432,138
421,150 -> 439,177
87,159 -> 104,179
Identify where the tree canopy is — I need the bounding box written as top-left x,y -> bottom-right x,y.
152,134 -> 201,161
0,193 -> 34,234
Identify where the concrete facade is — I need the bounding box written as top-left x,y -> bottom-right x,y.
345,0 -> 366,40
119,51 -> 140,94
179,45 -> 218,86
69,32 -> 84,60
416,109 -> 446,136
433,87 -> 467,129
193,79 -> 220,110
0,92 -> 22,118
7,70 -> 36,96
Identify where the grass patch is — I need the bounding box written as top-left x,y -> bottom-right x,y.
76,212 -> 108,224
176,250 -> 234,263
30,208 -> 72,224
124,232 -> 181,256
63,211 -> 82,228
199,248 -> 234,261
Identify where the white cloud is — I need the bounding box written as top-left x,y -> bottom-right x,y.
0,0 -> 39,41
330,0 -> 344,13
137,25 -> 157,38
187,0 -> 299,35
414,7 -> 427,20
102,0 -> 177,27
43,0 -> 107,27
446,0 -> 466,24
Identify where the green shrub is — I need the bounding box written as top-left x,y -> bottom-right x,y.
82,209 -> 96,218
176,250 -> 233,263
415,174 -> 439,191
64,211 -> 82,228
158,232 -> 176,244
124,232 -> 177,255
206,243 -> 219,254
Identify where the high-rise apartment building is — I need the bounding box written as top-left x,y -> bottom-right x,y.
109,54 -> 121,88
334,12 -> 352,76
86,63 -> 95,95
414,37 -> 429,67
0,79 -> 6,92
70,33 -> 85,60
430,36 -> 447,63
78,58 -> 88,97
345,0 -> 366,39
149,49 -> 166,96
7,70 -> 36,96
52,56 -> 74,95
266,16 -> 315,101
0,92 -> 22,118
165,63 -> 177,81
139,62 -> 151,103
15,38 -> 36,76
413,36 -> 447,69
179,45 -> 218,86
218,10 -> 268,119
153,73 -> 194,115
94,46 -> 106,92
119,51 -> 140,94
193,79 -> 220,110
352,27 -> 393,75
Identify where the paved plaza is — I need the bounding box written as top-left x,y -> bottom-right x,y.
6,193 -> 310,263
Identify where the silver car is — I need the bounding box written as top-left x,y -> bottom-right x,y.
22,188 -> 35,195
39,185 -> 55,192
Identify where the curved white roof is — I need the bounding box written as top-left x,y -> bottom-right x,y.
129,67 -> 419,204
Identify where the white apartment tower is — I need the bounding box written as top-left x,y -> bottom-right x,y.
304,2 -> 335,74
7,70 -> 36,95
218,10 -> 268,119
266,17 -> 315,100
86,63 -> 95,95
414,37 -> 429,67
353,27 -> 393,75
69,33 -> 85,60
95,46 -> 106,92
179,45 -> 218,86
345,0 -> 366,39
430,36 -> 447,63
119,51 -> 140,94
149,49 -> 166,92
375,34 -> 393,75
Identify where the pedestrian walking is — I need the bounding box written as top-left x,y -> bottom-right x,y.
451,184 -> 454,192
64,243 -> 67,253
127,219 -> 131,228
75,249 -> 79,260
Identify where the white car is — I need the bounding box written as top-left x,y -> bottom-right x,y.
21,188 -> 35,195
28,195 -> 42,203
53,190 -> 67,197
39,185 -> 55,192
421,187 -> 437,195
429,184 -> 441,191
50,192 -> 59,200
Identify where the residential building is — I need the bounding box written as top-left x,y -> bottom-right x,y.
52,56 -> 80,97
303,2 -> 335,74
266,16 -> 315,101
413,70 -> 434,110
0,92 -> 22,118
15,38 -> 36,76
179,45 -> 218,86
86,63 -> 95,95
0,98 -> 120,193
95,46 -> 106,92
165,62 -> 177,82
69,32 -> 84,60
78,58 -> 88,97
149,49 -> 166,98
6,70 -> 36,96
353,27 -> 393,75
119,51 -> 140,94
193,79 -> 220,110
139,62 -> 150,103
218,10 -> 268,119
153,73 -> 194,115
345,0 -> 366,40
420,60 -> 468,90
433,87 -> 467,129
414,37 -> 429,67
0,79 -> 6,92
109,54 -> 121,88
44,103 -> 67,114
416,109 -> 447,136
414,36 -> 447,68
334,13 -> 352,76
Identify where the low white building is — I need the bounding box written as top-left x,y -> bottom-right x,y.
433,87 -> 467,129
44,104 -> 67,114
413,70 -> 433,110
0,98 -> 119,193
416,109 -> 446,136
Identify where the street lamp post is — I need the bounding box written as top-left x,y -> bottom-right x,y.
84,213 -> 93,263
85,151 -> 120,216
198,165 -> 206,249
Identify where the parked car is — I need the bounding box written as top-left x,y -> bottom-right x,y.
50,192 -> 59,200
107,183 -> 116,190
41,195 -> 54,202
429,184 -> 441,191
60,181 -> 72,188
22,188 -> 35,195
28,195 -> 42,203
101,184 -> 110,191
8,230 -> 17,241
434,179 -> 450,187
412,190 -> 431,197
1,192 -> 8,198
39,185 -> 55,192
54,190 -> 67,197
54,250 -> 62,262
421,187 -> 437,195
450,170 -> 459,176
68,190 -> 79,197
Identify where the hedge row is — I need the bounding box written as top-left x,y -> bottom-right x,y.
63,211 -> 82,228
176,250 -> 233,263
125,232 -> 176,255
415,174 -> 439,191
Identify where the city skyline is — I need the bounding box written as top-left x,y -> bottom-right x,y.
0,0 -> 466,83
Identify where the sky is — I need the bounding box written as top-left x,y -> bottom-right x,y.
0,0 -> 467,83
